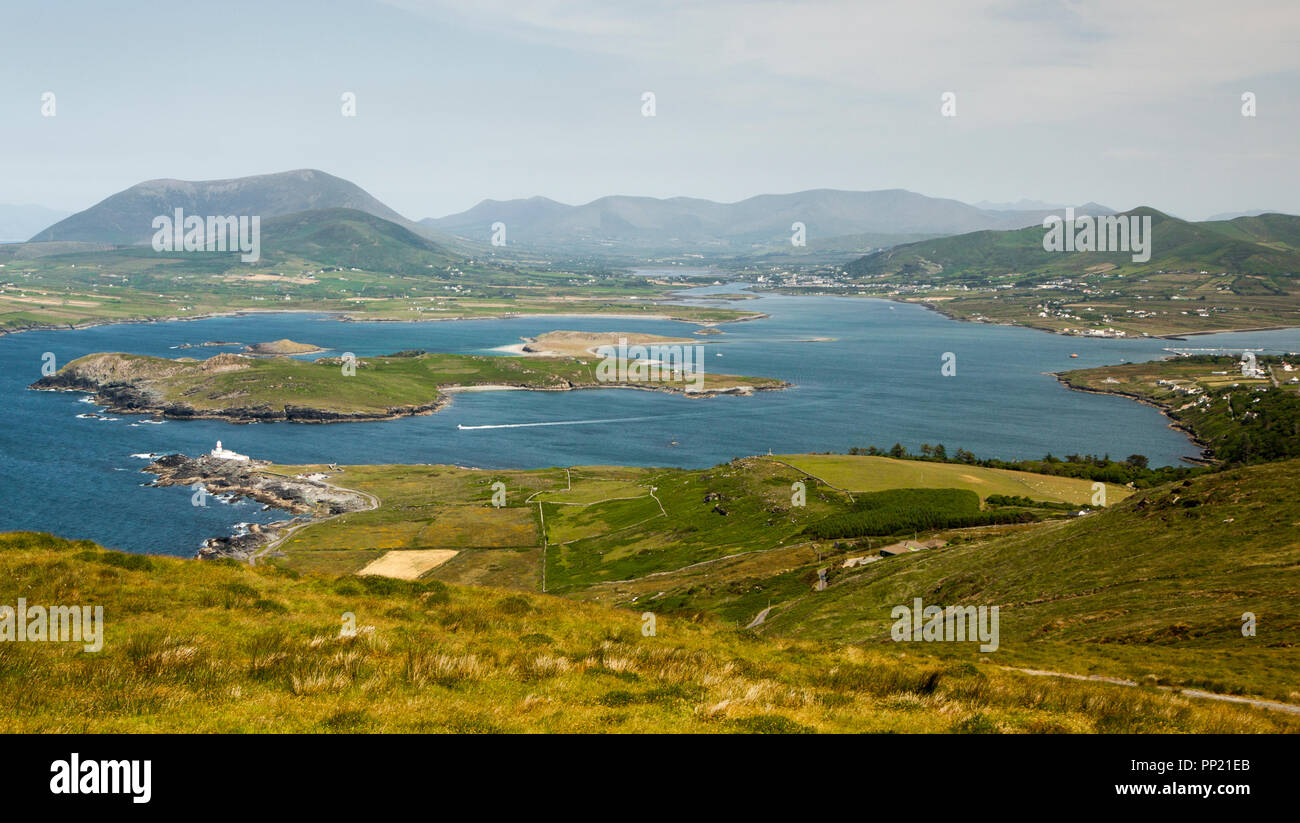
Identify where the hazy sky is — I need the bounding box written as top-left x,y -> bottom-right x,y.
3,0 -> 1298,220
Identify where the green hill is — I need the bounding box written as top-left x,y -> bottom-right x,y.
848,208 -> 1300,279
260,208 -> 457,272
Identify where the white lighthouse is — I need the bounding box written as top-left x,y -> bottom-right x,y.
210,440 -> 250,462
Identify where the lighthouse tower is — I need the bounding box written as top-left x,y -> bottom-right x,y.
210,440 -> 250,462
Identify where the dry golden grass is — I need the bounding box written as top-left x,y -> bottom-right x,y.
0,531 -> 1294,734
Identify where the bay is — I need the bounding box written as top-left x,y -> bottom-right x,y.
2,284 -> 1297,556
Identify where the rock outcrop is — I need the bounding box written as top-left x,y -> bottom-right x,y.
144,453 -> 371,561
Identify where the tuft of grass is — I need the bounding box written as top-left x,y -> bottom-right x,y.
76,549 -> 155,572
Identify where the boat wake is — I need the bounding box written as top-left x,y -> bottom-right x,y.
457,416 -> 653,430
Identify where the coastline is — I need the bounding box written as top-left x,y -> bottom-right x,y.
0,304 -> 769,340
143,453 -> 375,561
909,299 -> 1300,342
1155,324 -> 1298,339
751,286 -> 1299,341
1049,372 -> 1214,465
2,284 -> 1282,343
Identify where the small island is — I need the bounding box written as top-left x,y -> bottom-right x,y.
504,330 -> 706,358
243,338 -> 327,355
31,335 -> 788,423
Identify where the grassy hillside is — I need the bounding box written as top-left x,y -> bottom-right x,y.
259,208 -> 458,272
751,460 -> 1300,703
276,458 -> 855,588
825,209 -> 1300,337
0,531 -> 1291,733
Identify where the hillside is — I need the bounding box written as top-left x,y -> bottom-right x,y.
848,208 -> 1300,279
259,208 -> 458,271
746,460 -> 1300,703
30,169 -> 421,245
0,530 -> 1289,733
261,455 -> 1124,595
426,189 -> 1112,253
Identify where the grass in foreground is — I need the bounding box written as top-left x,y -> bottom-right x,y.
0,531 -> 1292,733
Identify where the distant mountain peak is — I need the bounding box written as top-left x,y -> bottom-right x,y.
30,169 -> 418,245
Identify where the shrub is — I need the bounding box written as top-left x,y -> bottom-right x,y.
497,595 -> 532,615
598,690 -> 636,707
727,714 -> 815,734
76,549 -> 155,572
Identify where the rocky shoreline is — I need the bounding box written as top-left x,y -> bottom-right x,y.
143,453 -> 372,561
31,367 -> 452,423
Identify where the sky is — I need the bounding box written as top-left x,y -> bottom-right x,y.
2,0 -> 1298,221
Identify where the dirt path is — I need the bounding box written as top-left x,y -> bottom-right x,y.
1004,666 -> 1300,715
746,606 -> 774,629
250,476 -> 380,566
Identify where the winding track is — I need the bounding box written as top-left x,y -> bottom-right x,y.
249,474 -> 380,566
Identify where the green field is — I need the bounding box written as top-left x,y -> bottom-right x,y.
775,454 -> 1129,504
177,450 -> 1300,711
274,464 -> 563,588
270,455 -> 1114,594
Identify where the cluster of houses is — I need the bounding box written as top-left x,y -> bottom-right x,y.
1060,326 -> 1129,338
1156,378 -> 1206,396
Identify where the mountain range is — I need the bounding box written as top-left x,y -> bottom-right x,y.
423,190 -> 1115,252
27,170 -> 1118,257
